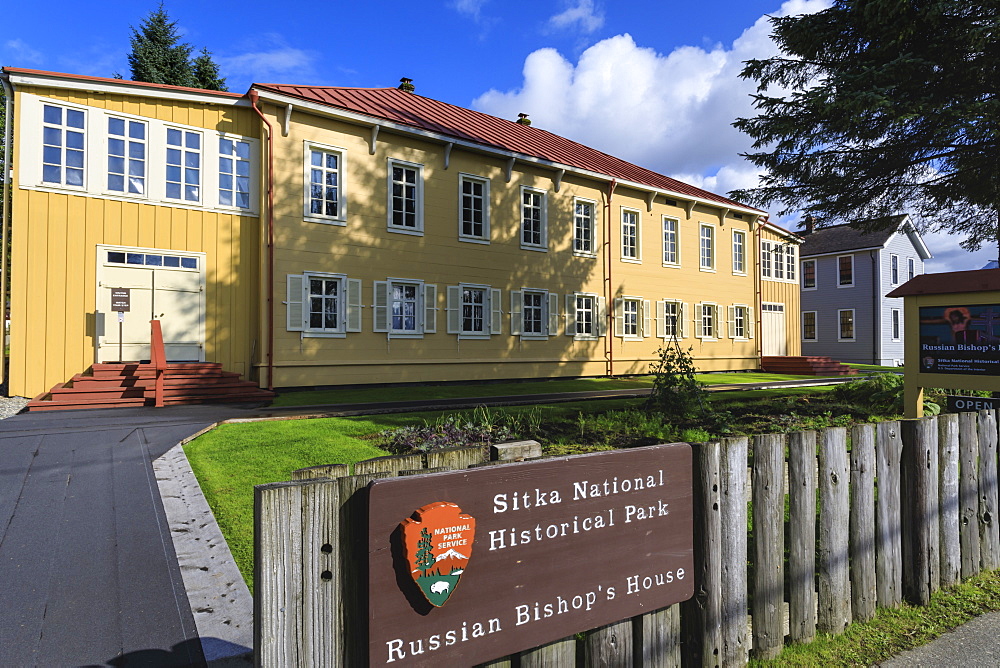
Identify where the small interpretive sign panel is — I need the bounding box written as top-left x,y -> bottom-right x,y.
110,288 -> 131,312
919,304 -> 1000,375
367,442 -> 694,667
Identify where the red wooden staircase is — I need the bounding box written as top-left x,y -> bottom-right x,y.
26,362 -> 275,411
760,356 -> 858,376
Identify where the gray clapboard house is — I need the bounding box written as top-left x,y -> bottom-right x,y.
799,215 -> 932,365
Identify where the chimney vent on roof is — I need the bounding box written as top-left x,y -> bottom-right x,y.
802,214 -> 816,235
516,113 -> 532,126
398,77 -> 415,93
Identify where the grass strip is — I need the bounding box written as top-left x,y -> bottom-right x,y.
750,569 -> 1000,666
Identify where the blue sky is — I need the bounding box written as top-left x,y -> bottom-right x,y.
2,0 -> 989,271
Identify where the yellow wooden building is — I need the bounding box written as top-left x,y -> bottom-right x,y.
1,69 -> 801,400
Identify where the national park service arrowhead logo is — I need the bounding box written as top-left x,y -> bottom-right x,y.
400,502 -> 476,607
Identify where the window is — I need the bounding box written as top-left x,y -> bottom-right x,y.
42,104 -> 85,187
566,293 -> 605,340
802,311 -> 817,341
166,127 -> 201,202
802,259 -> 817,289
657,300 -> 687,339
839,309 -> 855,340
446,285 -> 501,338
838,255 -> 854,287
615,297 -> 650,339
511,289 -> 558,339
372,279 -> 437,337
892,309 -> 901,340
696,303 -> 718,339
219,137 -> 251,209
728,305 -> 753,339
773,244 -> 785,279
285,273 -> 362,337
785,245 -> 797,281
908,258 -> 916,280
573,199 -> 596,256
732,230 -> 746,274
699,224 -> 715,270
621,208 -> 640,261
106,251 -> 198,269
891,254 -> 899,284
761,240 -> 773,278
107,117 -> 145,195
459,174 -> 490,242
306,144 -> 345,223
520,187 -> 547,250
388,159 -> 423,233
662,217 -> 679,266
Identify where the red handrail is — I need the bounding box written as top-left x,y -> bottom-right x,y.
150,320 -> 167,408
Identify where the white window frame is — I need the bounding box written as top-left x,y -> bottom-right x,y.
511,288 -> 556,340
891,253 -> 899,284
662,216 -> 680,267
773,244 -> 786,280
165,126 -> 203,204
106,115 -> 147,198
218,135 -> 253,211
695,302 -> 719,340
614,296 -> 650,340
838,308 -> 856,341
760,240 -> 773,278
802,259 -> 817,290
286,271 -> 362,338
891,308 -> 901,341
699,223 -> 716,271
41,101 -> 88,190
573,198 -> 597,257
387,158 -> 424,234
373,278 -> 436,338
732,229 -> 747,275
304,141 -> 347,225
520,186 -> 548,251
802,311 -> 818,341
838,255 -> 855,288
446,283 -> 501,340
621,207 -> 641,263
458,173 -> 490,243
566,292 -> 606,341
908,257 -> 916,280
656,299 -> 688,340
727,304 -> 753,340
785,244 -> 797,281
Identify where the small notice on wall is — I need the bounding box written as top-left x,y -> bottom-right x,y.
367,443 -> 694,667
919,304 -> 1000,375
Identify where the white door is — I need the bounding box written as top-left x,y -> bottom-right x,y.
96,246 -> 205,362
761,302 -> 787,356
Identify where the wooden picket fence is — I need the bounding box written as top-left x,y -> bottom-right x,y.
254,409 -> 1000,667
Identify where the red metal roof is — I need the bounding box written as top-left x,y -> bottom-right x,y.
254,84 -> 760,212
2,67 -> 244,99
886,269 -> 1000,298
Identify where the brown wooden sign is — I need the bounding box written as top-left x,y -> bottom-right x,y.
367,443 -> 694,667
110,288 -> 131,312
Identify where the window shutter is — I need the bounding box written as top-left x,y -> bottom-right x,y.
747,306 -> 755,339
727,305 -> 737,339
642,300 -> 652,338
510,290 -> 523,336
490,288 -> 503,334
656,300 -> 666,339
694,303 -> 704,339
286,274 -> 305,331
680,302 -> 690,338
447,286 -> 461,334
548,293 -> 559,336
613,298 -> 625,338
597,296 -> 607,337
373,281 -> 389,332
565,294 -> 576,336
424,284 -> 437,333
346,278 -> 362,332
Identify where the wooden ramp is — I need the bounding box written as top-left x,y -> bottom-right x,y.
760,355 -> 858,376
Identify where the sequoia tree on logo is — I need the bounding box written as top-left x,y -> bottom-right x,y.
400,501 -> 476,607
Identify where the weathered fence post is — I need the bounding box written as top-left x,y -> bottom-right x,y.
938,413 -> 961,586
585,620 -> 633,668
959,412 -> 981,578
876,421 -> 903,607
901,417 -> 940,605
720,436 -> 749,666
751,434 -> 784,660
519,637 -> 576,668
787,430 -> 816,643
978,409 -> 1000,570
634,606 -> 681,668
680,441 -> 722,667
818,427 -> 851,633
850,424 -> 876,622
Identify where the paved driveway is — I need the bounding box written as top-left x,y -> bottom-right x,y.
0,405 -> 255,667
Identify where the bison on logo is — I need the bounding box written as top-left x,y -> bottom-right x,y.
400,501 -> 476,607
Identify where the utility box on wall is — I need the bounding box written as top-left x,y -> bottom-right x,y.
887,269 -> 1000,417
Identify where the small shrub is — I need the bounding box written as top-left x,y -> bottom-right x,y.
646,343 -> 711,422
380,412 -> 516,454
833,373 -> 940,416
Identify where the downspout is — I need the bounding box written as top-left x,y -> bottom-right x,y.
604,179 -> 617,377
754,218 -> 764,367
248,90 -> 275,391
1,74 -> 14,391
871,250 -> 880,365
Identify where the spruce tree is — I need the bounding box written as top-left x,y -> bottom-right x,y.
127,5 -> 194,87
191,48 -> 228,92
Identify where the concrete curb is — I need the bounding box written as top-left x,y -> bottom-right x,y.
154,443 -> 254,664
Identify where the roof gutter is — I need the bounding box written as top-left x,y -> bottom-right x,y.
251,88 -> 763,219
0,73 -> 13,389
248,90 -> 275,391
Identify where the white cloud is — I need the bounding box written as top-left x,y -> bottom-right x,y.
475,0 -> 831,189
218,36 -> 316,82
453,0 -> 489,20
548,0 -> 605,34
3,39 -> 44,65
